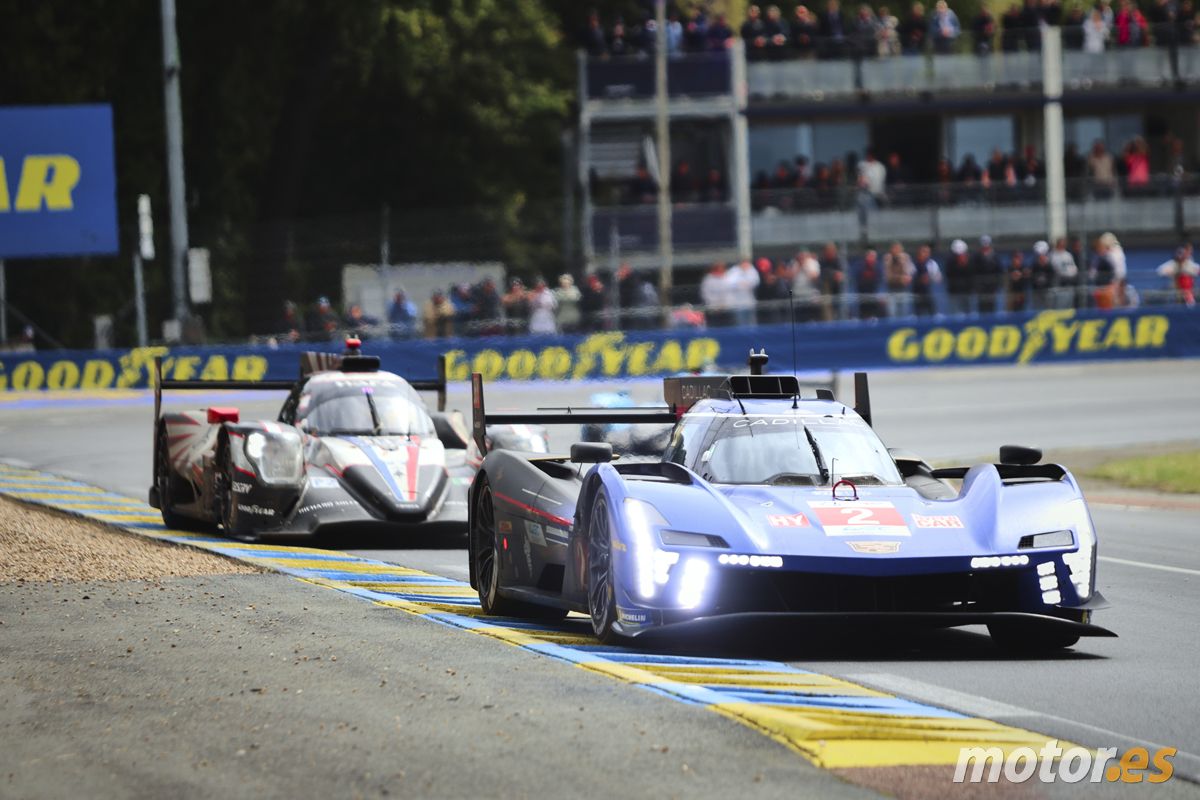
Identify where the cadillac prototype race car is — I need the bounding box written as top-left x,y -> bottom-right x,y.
149,341 -> 476,540
467,352 -> 1115,650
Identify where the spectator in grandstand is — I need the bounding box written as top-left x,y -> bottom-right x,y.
820,0 -> 851,57
856,148 -> 887,219
1083,7 -> 1111,51
554,274 -> 582,333
450,284 -> 474,334
1005,251 -> 1030,312
973,5 -> 997,53
958,154 -> 984,202
667,9 -> 684,54
730,259 -> 762,326
1001,3 -> 1024,51
707,13 -> 735,50
684,8 -> 708,51
765,5 -> 792,58
818,241 -> 847,320
912,243 -> 942,316
1099,231 -> 1127,284
899,1 -> 929,53
1029,241 -> 1057,309
704,167 -> 728,202
1087,140 -> 1117,198
884,241 -> 915,317
579,272 -> 607,331
973,235 -> 1003,314
502,278 -> 530,331
278,300 -> 307,342
1157,246 -> 1199,306
878,6 -> 902,54
308,296 -> 341,340
344,303 -> 377,337
672,159 -> 701,203
792,4 -> 820,55
1114,0 -> 1150,45
423,290 -> 455,339
582,10 -> 608,57
1064,142 -> 1087,184
616,263 -> 641,316
983,148 -> 1017,200
1020,0 -> 1044,49
608,17 -> 631,57
931,0 -> 961,52
1018,145 -> 1044,185
742,5 -> 769,59
473,277 -> 503,335
852,4 -> 882,56
946,239 -> 974,314
700,262 -> 732,327
1050,237 -> 1081,307
629,164 -> 658,205
391,289 -> 420,335
755,260 -> 789,324
1124,136 -> 1151,194
1063,2 -> 1088,48
1090,235 -> 1120,309
935,157 -> 957,204
856,249 -> 885,319
885,152 -> 911,200
791,250 -> 823,321
527,279 -> 559,335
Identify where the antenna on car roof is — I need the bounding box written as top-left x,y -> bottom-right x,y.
787,287 -> 799,380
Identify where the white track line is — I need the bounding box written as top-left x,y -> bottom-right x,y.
1098,556 -> 1200,577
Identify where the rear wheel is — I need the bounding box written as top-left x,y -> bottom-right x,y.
155,428 -> 211,532
472,477 -> 565,620
587,496 -> 624,644
212,437 -> 237,534
988,623 -> 1080,653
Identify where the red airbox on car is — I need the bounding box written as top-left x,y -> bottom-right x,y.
207,407 -> 240,424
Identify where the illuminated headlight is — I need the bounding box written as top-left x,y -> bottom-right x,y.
677,558 -> 710,609
1020,530 -> 1074,549
244,430 -> 304,485
1061,519 -> 1095,601
718,553 -> 783,568
624,498 -> 670,599
970,555 -> 1029,569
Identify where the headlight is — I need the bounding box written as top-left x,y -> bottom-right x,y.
624,498 -> 670,599
1019,530 -> 1074,549
244,430 -> 303,485
1061,517 -> 1095,601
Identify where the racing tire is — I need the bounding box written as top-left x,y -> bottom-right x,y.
214,437 -> 237,535
987,623 -> 1080,653
587,495 -> 626,645
472,477 -> 566,620
155,428 -> 212,533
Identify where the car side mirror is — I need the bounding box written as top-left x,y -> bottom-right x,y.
570,442 -> 613,464
999,444 -> 1042,465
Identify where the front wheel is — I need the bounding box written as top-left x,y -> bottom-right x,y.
587,496 -> 624,644
472,477 -> 564,620
988,623 -> 1080,653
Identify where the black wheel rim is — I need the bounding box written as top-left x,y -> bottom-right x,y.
587,499 -> 612,633
473,484 -> 499,605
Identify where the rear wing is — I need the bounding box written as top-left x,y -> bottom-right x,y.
470,373 -> 677,457
152,352 -> 450,428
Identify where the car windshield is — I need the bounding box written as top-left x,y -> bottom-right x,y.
698,414 -> 901,486
298,381 -> 434,437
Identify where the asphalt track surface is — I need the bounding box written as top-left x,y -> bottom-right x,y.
2,359 -> 1199,797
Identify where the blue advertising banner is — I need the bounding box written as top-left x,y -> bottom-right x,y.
0,307 -> 1197,391
0,105 -> 119,258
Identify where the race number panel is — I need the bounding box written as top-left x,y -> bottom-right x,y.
807,500 -> 911,537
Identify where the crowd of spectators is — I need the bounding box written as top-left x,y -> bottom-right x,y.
753,136 -> 1193,213
581,0 -> 1200,62
268,233 -> 1194,344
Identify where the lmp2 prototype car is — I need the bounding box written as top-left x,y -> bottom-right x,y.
466,353 -> 1115,650
149,341 -> 474,540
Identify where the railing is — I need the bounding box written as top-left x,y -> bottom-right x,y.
745,40 -> 1199,100
584,51 -> 733,100
751,176 -> 1197,245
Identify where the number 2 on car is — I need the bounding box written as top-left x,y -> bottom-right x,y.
807,501 -> 912,536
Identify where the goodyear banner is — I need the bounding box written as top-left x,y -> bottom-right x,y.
0,307 -> 1197,391
0,105 -> 118,258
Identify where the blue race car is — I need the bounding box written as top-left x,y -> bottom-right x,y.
466,353 -> 1114,651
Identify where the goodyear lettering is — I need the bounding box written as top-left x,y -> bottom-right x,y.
0,155 -> 82,213
0,349 -> 270,392
445,333 -> 721,382
888,310 -> 1172,366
